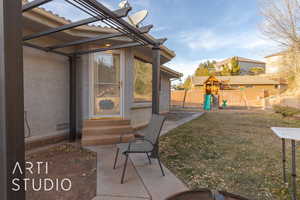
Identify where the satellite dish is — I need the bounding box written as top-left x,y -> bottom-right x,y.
119,0 -> 130,8
128,10 -> 149,27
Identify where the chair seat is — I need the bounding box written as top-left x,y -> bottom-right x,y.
117,140 -> 153,153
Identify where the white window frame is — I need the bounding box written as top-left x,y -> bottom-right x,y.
88,50 -> 125,118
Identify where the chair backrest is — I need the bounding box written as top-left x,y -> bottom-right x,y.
143,114 -> 166,145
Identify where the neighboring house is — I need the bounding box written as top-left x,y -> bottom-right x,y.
22,3 -> 182,146
264,51 -> 287,74
215,56 -> 266,75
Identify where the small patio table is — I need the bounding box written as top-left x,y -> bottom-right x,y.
271,127 -> 300,200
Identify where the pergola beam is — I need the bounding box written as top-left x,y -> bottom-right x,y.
23,42 -> 70,57
22,0 -> 53,12
80,0 -> 158,46
23,7 -> 131,41
47,24 -> 153,50
74,42 -> 143,55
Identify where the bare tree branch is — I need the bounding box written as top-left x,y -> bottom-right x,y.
260,0 -> 300,88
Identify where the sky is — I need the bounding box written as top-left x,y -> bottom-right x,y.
40,0 -> 281,80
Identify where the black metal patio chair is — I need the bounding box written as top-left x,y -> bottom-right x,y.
113,114 -> 166,184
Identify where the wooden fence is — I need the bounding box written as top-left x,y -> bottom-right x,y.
171,88 -> 266,108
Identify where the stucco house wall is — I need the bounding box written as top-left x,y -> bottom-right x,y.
130,104 -> 153,128
265,55 -> 285,74
160,73 -> 171,114
23,46 -> 70,139
77,54 -> 90,131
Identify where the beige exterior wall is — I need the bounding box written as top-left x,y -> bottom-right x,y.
160,73 -> 171,113
123,48 -> 134,119
77,54 -> 90,131
130,103 -> 152,128
265,55 -> 284,74
24,46 -> 70,139
265,94 -> 300,109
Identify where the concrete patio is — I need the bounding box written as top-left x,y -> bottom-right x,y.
86,111 -> 203,200
88,146 -> 187,200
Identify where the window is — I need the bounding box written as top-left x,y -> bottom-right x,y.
133,58 -> 152,102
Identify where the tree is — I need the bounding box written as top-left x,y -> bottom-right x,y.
195,66 -> 210,76
194,60 -> 217,76
260,0 -> 300,88
182,76 -> 193,108
220,64 -> 231,76
260,0 -> 300,48
183,76 -> 192,90
230,57 -> 241,75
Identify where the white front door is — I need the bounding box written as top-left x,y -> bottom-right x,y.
90,51 -> 123,118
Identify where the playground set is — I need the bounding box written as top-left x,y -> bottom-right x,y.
203,76 -> 249,111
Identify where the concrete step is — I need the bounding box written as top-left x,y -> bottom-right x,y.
84,119 -> 131,127
83,125 -> 133,137
82,134 -> 135,146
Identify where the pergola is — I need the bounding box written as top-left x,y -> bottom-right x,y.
0,1 -> 166,199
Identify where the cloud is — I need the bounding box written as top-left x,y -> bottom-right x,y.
179,28 -> 274,51
221,6 -> 257,27
165,57 -> 225,80
152,26 -> 169,32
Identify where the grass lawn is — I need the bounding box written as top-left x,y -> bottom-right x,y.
160,110 -> 300,200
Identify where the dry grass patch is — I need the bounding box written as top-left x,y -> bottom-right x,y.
160,111 -> 300,200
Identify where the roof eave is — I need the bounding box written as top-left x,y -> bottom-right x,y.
161,66 -> 182,78
22,3 -> 176,58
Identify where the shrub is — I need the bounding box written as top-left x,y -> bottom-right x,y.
273,105 -> 300,117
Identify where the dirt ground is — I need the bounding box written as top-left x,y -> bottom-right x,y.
25,143 -> 97,200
